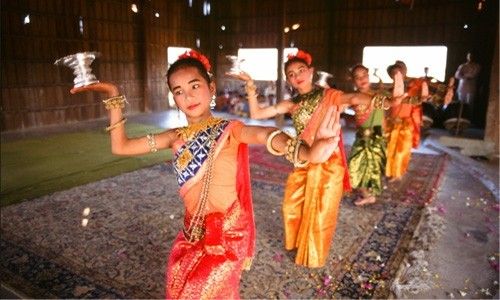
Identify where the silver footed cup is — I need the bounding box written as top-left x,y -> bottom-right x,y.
54,51 -> 100,88
226,55 -> 245,75
316,71 -> 333,88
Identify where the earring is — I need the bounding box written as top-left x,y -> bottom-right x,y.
177,108 -> 180,119
210,95 -> 216,110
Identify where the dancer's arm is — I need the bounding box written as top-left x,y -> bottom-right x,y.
227,72 -> 294,119
70,83 -> 177,155
239,106 -> 341,164
389,70 -> 408,107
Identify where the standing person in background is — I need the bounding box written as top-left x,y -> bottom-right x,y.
70,50 -> 343,298
347,64 -> 405,206
454,52 -> 481,106
228,49 -> 382,268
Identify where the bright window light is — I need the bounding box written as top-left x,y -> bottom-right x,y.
362,46 -> 448,83
237,48 -> 297,81
23,14 -> 30,24
78,16 -> 84,34
167,47 -> 191,65
203,1 -> 211,15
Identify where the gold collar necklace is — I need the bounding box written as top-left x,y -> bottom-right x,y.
177,116 -> 224,141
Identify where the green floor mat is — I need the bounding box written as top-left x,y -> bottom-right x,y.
1,123 -> 172,207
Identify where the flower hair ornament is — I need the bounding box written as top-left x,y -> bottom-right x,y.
287,49 -> 312,66
178,50 -> 212,73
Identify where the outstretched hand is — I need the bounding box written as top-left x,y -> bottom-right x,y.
70,82 -> 119,97
443,77 -> 455,106
225,71 -> 252,82
309,106 -> 341,163
392,70 -> 405,98
391,70 -> 408,106
420,81 -> 430,101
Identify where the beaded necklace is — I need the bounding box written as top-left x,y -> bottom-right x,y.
291,87 -> 324,135
181,120 -> 224,244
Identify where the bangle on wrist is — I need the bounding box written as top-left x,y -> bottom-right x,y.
285,138 -> 309,168
146,133 -> 158,153
103,95 -> 127,110
106,117 -> 127,132
266,129 -> 287,156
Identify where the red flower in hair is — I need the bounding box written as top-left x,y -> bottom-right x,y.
178,50 -> 212,72
287,49 -> 312,66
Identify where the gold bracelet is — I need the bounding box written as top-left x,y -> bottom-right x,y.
146,133 -> 158,153
382,98 -> 391,110
293,139 -> 309,168
266,129 -> 287,156
245,80 -> 257,95
103,95 -> 127,110
245,80 -> 257,90
105,118 -> 127,132
285,138 -> 309,167
285,138 -> 296,163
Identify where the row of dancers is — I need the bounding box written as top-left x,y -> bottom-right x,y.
69,48 -> 452,298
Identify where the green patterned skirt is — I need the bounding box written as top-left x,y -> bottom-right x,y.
347,126 -> 386,195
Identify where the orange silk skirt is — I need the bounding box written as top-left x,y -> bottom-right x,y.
282,152 -> 345,268
385,117 -> 414,178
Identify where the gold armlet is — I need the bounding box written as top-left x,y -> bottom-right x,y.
146,133 -> 158,153
266,129 -> 286,156
106,117 -> 127,132
103,95 -> 127,110
372,94 -> 390,110
404,96 -> 422,105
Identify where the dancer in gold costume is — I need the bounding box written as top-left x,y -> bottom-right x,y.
229,50 -> 383,267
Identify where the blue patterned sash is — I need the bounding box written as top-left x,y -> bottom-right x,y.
173,120 -> 229,187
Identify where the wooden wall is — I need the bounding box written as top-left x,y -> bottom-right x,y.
1,0 -> 497,131
212,0 -> 498,127
1,0 -> 211,131
328,0 -> 498,127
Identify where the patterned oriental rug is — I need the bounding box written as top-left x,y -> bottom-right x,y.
0,145 -> 448,299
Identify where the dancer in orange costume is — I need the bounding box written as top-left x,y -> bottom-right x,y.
70,50 -> 342,298
385,60 -> 430,181
229,49 -> 384,268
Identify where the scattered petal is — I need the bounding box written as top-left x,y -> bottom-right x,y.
437,205 -> 447,215
272,252 -> 284,263
82,207 -> 90,216
323,275 -> 332,286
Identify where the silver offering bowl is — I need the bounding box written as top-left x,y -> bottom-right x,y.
226,55 -> 245,75
54,51 -> 100,88
316,71 -> 333,88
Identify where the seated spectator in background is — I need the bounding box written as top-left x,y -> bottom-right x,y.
215,92 -> 230,112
